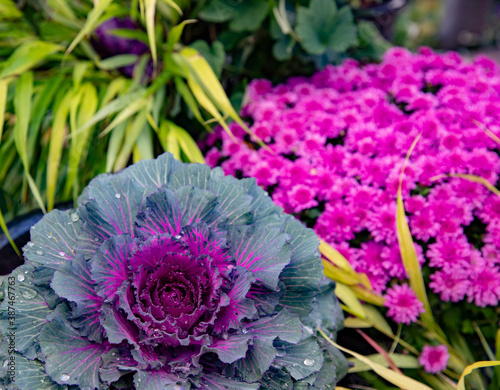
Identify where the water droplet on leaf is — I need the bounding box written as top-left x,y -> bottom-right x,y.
17,274 -> 25,282
115,193 -> 121,199
36,250 -> 43,256
58,251 -> 65,257
276,350 -> 286,357
303,358 -> 315,366
22,289 -> 37,299
27,242 -> 34,247
60,373 -> 70,382
241,327 -> 248,334
70,213 -> 79,222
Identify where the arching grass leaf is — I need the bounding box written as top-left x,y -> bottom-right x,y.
0,41 -> 62,79
47,90 -> 71,211
457,361 -> 500,390
64,83 -> 98,198
144,0 -> 157,65
98,54 -> 138,70
13,71 -> 46,213
166,20 -> 196,53
0,0 -> 23,18
318,328 -> 433,390
65,0 -> 113,56
396,133 -> 438,331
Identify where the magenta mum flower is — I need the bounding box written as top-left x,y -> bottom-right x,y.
384,284 -> 425,324
419,345 -> 450,373
207,47 -> 500,308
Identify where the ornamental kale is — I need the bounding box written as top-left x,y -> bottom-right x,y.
0,153 -> 347,390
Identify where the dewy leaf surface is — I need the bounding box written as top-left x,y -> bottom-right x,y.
135,186 -> 217,237
118,151 -> 182,190
39,309 -> 108,389
0,265 -> 52,359
23,210 -> 81,269
200,373 -> 259,390
279,216 -> 323,318
90,235 -> 135,300
201,334 -> 253,364
51,255 -> 103,341
246,309 -> 302,344
78,175 -> 150,254
133,369 -> 186,390
12,353 -> 65,390
208,170 -> 254,225
228,224 -> 290,290
231,338 -> 277,383
274,338 -> 324,380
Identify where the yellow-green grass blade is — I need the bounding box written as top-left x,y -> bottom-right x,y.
13,72 -> 46,213
97,54 -> 138,70
158,120 -> 181,160
72,61 -> 89,90
74,87 -> 146,137
349,285 -> 385,307
47,91 -> 72,211
431,173 -> 500,197
170,122 -> 204,163
144,0 -> 157,66
0,83 -> 19,255
343,317 -> 372,328
186,77 -> 233,138
100,78 -> 129,107
179,47 -> 269,150
318,328 -> 432,390
132,120 -> 154,162
472,322 -> 496,362
0,0 -> 23,18
0,79 -> 7,142
322,260 -> 363,286
396,133 -> 437,331
347,353 -> 419,373
457,361 -> 500,390
106,121 -> 127,173
114,107 -> 149,171
320,239 -> 372,289
166,20 -> 196,53
496,329 -> 500,360
0,41 -> 63,79
47,0 -> 79,24
335,282 -> 366,320
159,0 -> 182,15
64,83 -> 98,198
174,76 -> 210,132
0,206 -> 19,256
65,0 -> 113,56
29,74 -> 64,160
99,97 -> 149,137
417,373 -> 457,390
138,0 -> 145,20
363,304 -> 394,336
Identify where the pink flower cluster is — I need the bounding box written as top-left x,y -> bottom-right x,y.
203,47 -> 500,315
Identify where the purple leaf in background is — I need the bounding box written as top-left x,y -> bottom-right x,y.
92,17 -> 152,78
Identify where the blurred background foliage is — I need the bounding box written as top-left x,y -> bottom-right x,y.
1,0 -> 500,223
0,0 -> 393,225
